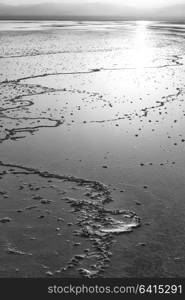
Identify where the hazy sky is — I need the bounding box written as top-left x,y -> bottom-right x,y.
0,0 -> 184,8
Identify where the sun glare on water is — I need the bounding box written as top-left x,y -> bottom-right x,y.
132,21 -> 154,69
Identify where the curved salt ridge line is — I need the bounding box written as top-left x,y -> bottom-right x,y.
0,64 -> 177,84
0,82 -> 101,106
0,115 -> 64,143
0,99 -> 34,112
88,88 -> 183,125
0,83 -> 69,115
0,161 -> 112,204
0,55 -> 183,85
0,70 -> 98,85
0,87 -> 57,112
0,83 -> 66,142
0,161 -> 140,278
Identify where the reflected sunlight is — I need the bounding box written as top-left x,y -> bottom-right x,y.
133,21 -> 154,69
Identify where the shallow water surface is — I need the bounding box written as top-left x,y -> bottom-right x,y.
0,20 -> 185,277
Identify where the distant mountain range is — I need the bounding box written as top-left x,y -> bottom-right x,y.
0,2 -> 185,21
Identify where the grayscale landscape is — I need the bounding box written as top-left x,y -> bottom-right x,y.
0,0 -> 185,278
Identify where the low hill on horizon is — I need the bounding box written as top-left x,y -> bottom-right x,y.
0,2 -> 184,21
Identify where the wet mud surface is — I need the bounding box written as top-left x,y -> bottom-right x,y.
1,21 -> 185,277
0,161 -> 140,277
